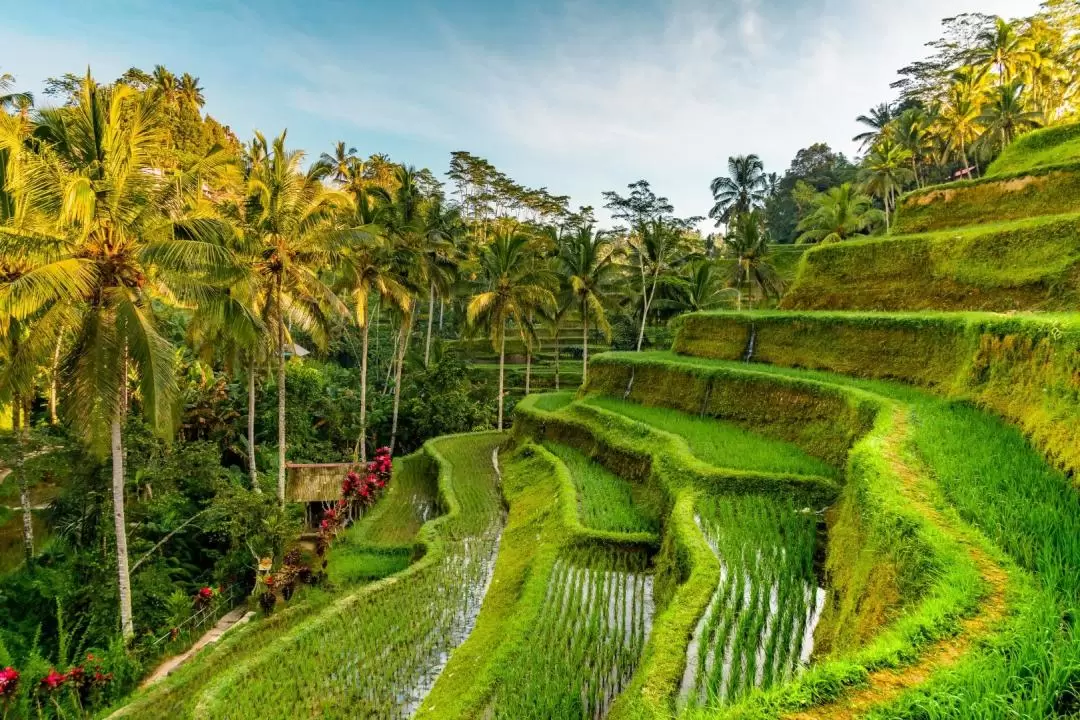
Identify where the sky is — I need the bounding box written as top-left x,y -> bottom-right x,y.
2,0 -> 1043,225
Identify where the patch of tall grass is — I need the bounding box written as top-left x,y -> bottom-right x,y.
493,545 -> 654,719
544,442 -> 659,535
680,495 -> 821,710
581,396 -> 836,479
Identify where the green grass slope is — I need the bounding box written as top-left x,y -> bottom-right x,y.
782,213 -> 1080,312
987,122 -> 1080,176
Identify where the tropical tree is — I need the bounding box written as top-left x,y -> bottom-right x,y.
972,17 -> 1033,84
178,73 -> 205,108
893,107 -> 934,187
559,225 -> 616,386
467,228 -> 554,430
853,103 -> 895,149
978,79 -> 1044,151
861,141 -> 914,233
0,71 -> 32,114
709,155 -> 767,226
796,183 -> 883,244
721,211 -> 783,309
231,130 -> 349,504
658,260 -> 737,313
0,72 -> 234,638
418,198 -> 460,368
936,83 -> 984,173
628,218 -> 684,351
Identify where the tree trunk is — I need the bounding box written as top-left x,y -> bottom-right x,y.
636,267 -> 661,351
112,412 -> 134,640
884,192 -> 891,233
554,327 -> 560,391
497,332 -> 506,431
247,360 -> 259,493
582,305 -> 590,388
13,401 -> 33,565
439,299 -> 444,331
276,284 -> 287,507
525,346 -> 531,396
49,337 -> 61,425
424,281 -> 435,368
389,308 -> 412,454
383,325 -> 399,394
358,318 -> 370,465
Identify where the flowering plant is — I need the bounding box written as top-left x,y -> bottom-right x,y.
40,668 -> 66,692
0,666 -> 18,699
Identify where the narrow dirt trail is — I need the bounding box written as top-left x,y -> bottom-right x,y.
785,408 -> 1009,720
138,608 -> 254,689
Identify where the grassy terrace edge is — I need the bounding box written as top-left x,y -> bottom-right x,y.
781,212 -> 1080,312
673,310 -> 1080,482
513,377 -> 989,719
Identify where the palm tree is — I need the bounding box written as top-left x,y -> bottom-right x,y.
709,155 -> 767,226
151,65 -> 179,105
628,218 -> 682,351
0,72 -> 234,638
178,73 -> 205,108
936,84 -> 984,174
232,130 -> 349,504
972,17 -> 1033,84
468,228 -> 554,430
978,79 -> 1044,152
559,225 -> 616,386
334,207 -> 409,464
853,103 -> 895,150
418,198 -> 460,368
796,183 -> 883,244
315,141 -> 360,187
721,211 -> 783,309
893,108 -> 934,187
861,141 -> 914,233
658,260 -> 737,313
0,71 -> 32,114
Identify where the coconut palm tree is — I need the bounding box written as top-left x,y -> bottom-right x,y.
468,228 -> 554,430
721,211 -> 783,309
0,71 -> 32,114
559,225 -> 616,386
978,79 -> 1044,152
709,155 -> 767,226
861,141 -> 915,233
0,72 -> 235,638
418,198 -> 460,368
972,17 -> 1033,84
178,73 -> 205,108
796,183 -> 883,244
893,108 -> 934,187
658,260 -> 737,313
853,103 -> 895,150
231,130 -> 350,504
936,83 -> 984,174
314,141 -> 360,187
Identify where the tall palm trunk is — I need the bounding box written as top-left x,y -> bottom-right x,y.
554,326 -> 560,391
389,306 -> 413,453
358,316 -> 370,465
13,401 -> 33,565
582,304 -> 590,387
525,346 -> 531,396
247,359 -> 259,493
439,299 -> 445,331
497,332 -> 506,431
424,281 -> 435,368
49,337 -> 61,425
276,283 -> 287,507
112,407 -> 134,640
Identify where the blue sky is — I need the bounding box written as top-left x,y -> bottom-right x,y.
3,0 -> 1041,225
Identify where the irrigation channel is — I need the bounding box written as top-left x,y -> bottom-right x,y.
493,546 -> 655,719
679,495 -> 825,710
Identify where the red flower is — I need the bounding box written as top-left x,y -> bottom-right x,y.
66,666 -> 85,686
41,668 -> 66,691
198,586 -> 214,600
0,667 -> 18,698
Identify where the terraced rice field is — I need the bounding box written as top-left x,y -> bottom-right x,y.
680,495 -> 823,709
544,441 -> 659,534
492,546 -> 655,720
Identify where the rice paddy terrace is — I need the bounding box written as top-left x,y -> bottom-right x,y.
114,130 -> 1080,719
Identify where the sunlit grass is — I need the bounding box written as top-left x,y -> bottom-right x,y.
580,395 -> 836,479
